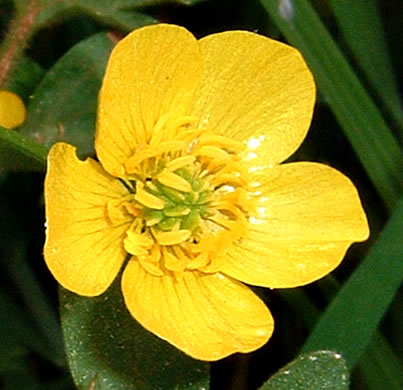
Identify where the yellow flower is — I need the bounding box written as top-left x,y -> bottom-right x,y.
44,24 -> 369,361
0,90 -> 26,129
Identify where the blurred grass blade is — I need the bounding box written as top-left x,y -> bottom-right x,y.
328,0 -> 403,129
0,126 -> 47,171
359,332 -> 403,390
301,197 -> 403,368
261,0 -> 402,211
260,350 -> 349,390
0,288 -> 56,366
0,176 -> 65,365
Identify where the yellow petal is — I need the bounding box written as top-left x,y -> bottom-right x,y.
190,31 -> 315,165
121,260 -> 273,361
0,90 -> 26,129
221,162 -> 369,288
44,143 -> 131,296
96,24 -> 203,177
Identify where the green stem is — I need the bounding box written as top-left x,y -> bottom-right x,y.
0,0 -> 40,87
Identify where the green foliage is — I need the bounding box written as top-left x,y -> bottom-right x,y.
302,197 -> 403,368
2,56 -> 44,99
327,0 -> 403,128
0,126 -> 47,170
32,0 -> 156,32
60,281 -> 210,390
19,33 -> 114,157
261,0 -> 402,211
0,0 -> 402,389
261,351 -> 349,390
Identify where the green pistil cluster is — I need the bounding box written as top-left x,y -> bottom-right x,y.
141,168 -> 212,232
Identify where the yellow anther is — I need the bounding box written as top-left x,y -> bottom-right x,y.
212,200 -> 240,218
172,115 -> 198,129
164,206 -> 191,217
163,248 -> 188,272
150,112 -> 171,145
134,187 -> 165,210
159,140 -> 187,155
150,244 -> 161,262
211,172 -> 246,188
157,171 -> 192,192
124,230 -> 154,256
153,229 -> 191,245
187,252 -> 209,270
194,145 -> 231,162
138,256 -> 164,276
198,134 -> 244,153
106,199 -> 128,224
165,155 -> 196,172
125,145 -> 158,173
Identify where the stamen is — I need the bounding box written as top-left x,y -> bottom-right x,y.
163,205 -> 191,217
144,209 -> 164,226
134,182 -> 165,210
137,256 -> 164,276
153,229 -> 191,245
124,231 -> 154,256
210,172 -> 246,188
187,252 -> 209,269
165,155 -> 196,172
163,247 -> 188,272
197,134 -> 244,153
158,140 -> 187,155
194,145 -> 231,162
157,171 -> 192,192
125,145 -> 158,173
150,112 -> 171,145
106,195 -> 135,224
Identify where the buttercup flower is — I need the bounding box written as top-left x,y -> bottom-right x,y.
44,24 -> 369,361
0,90 -> 26,129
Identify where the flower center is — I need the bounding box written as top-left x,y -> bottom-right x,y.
107,119 -> 254,279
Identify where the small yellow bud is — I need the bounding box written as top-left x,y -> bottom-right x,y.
0,90 -> 26,129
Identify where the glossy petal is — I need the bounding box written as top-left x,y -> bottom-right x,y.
190,31 -> 315,165
44,143 -> 131,296
0,90 -> 26,129
96,24 -> 203,177
121,260 -> 273,361
221,162 -> 369,288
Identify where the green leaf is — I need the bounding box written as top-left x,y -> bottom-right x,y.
2,56 -> 44,99
60,279 -> 210,390
302,197 -> 403,368
260,350 -> 349,390
260,0 -> 402,211
19,33 -> 114,157
0,126 -> 47,171
34,0 -> 155,32
328,0 -> 403,128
